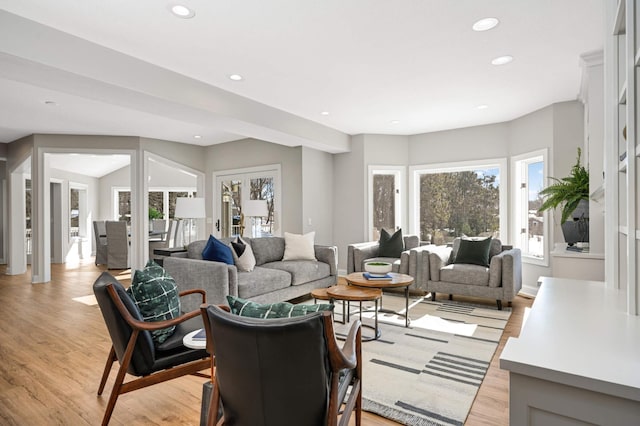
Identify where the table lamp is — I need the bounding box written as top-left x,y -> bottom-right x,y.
242,200 -> 269,238
175,197 -> 206,246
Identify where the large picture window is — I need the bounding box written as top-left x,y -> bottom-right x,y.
410,159 -> 507,245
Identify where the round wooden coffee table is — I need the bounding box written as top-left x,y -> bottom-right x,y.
345,272 -> 414,327
324,285 -> 382,341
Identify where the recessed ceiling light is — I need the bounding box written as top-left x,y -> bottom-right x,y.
390,120 -> 400,125
491,55 -> 513,66
194,135 -> 202,139
229,74 -> 243,81
320,111 -> 330,116
170,4 -> 195,19
44,100 -> 57,106
472,17 -> 499,32
476,104 -> 489,110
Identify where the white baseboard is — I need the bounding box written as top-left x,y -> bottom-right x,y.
518,284 -> 539,298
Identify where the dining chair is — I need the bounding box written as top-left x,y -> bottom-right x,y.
93,220 -> 108,266
106,221 -> 129,270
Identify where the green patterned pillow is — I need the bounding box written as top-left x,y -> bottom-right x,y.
226,295 -> 333,319
127,260 -> 181,344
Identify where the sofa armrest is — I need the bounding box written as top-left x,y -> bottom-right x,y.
407,245 -> 437,288
490,248 -> 522,298
428,246 -> 453,282
163,257 -> 238,312
315,245 -> 338,276
347,242 -> 379,273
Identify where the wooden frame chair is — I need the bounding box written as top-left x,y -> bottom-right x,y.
93,272 -> 211,425
200,304 -> 362,426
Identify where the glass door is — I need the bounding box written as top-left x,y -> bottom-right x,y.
215,166 -> 280,239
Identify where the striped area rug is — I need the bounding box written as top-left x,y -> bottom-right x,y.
333,295 -> 511,426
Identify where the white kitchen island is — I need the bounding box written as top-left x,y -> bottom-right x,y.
500,277 -> 640,425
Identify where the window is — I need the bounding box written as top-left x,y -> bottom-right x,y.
513,150 -> 547,264
368,166 -> 403,241
113,188 -> 196,223
410,159 -> 507,245
215,165 -> 280,238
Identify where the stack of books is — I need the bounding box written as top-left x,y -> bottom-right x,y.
363,272 -> 392,280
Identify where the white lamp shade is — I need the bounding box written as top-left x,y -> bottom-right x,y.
175,197 -> 206,219
243,200 -> 269,217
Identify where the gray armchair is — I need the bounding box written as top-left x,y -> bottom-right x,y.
425,238 -> 522,310
347,235 -> 431,290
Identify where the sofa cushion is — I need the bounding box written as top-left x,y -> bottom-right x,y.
226,295 -> 333,319
231,236 -> 256,272
453,237 -> 492,267
202,235 -> 234,265
251,237 -> 286,266
282,231 -> 316,261
187,240 -> 207,260
261,260 -> 330,286
127,260 -> 181,344
440,263 -> 490,286
378,228 -> 403,258
236,266 -> 291,299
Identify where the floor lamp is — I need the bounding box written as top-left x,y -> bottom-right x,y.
242,200 -> 269,238
175,197 -> 206,246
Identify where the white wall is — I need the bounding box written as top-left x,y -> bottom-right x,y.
301,147 -> 333,245
205,138 -> 303,235
333,135 -> 366,271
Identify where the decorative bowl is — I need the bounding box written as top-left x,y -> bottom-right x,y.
364,261 -> 392,275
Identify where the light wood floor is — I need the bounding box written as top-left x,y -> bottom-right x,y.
0,260 -> 532,425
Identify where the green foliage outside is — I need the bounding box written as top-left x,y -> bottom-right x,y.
538,148 -> 589,224
148,206 -> 163,219
420,171 -> 500,244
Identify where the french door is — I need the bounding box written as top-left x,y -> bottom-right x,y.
214,165 -> 280,239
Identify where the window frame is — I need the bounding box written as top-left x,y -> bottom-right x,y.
409,158 -> 508,243
511,149 -> 549,266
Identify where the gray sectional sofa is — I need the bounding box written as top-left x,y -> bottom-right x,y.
163,236 -> 338,312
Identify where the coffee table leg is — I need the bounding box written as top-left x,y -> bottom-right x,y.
374,298 -> 380,339
405,286 -> 409,327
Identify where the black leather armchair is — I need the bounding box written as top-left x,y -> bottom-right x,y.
93,272 -> 211,425
200,305 -> 362,426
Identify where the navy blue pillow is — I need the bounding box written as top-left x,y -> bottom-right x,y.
202,235 -> 234,265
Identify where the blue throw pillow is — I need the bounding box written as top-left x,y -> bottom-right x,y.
202,235 -> 234,264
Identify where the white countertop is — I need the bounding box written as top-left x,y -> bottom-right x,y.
500,277 -> 640,401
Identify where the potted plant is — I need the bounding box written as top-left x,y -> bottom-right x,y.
538,147 -> 590,246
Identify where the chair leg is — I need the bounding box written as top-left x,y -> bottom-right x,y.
98,346 -> 116,395
497,299 -> 503,310
101,360 -> 129,426
449,294 -> 453,300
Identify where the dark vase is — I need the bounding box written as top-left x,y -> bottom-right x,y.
561,199 -> 589,246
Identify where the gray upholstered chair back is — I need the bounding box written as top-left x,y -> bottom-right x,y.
93,220 -> 108,265
106,220 -> 129,269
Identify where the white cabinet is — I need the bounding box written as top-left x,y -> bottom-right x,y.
500,277 -> 640,425
606,0 -> 640,314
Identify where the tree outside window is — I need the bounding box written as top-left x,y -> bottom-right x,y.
418,167 -> 500,245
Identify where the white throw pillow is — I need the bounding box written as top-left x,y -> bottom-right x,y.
230,236 -> 256,271
282,231 -> 316,261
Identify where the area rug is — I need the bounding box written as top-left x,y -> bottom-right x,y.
332,295 -> 511,426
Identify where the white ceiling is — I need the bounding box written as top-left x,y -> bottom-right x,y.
0,0 -> 604,152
